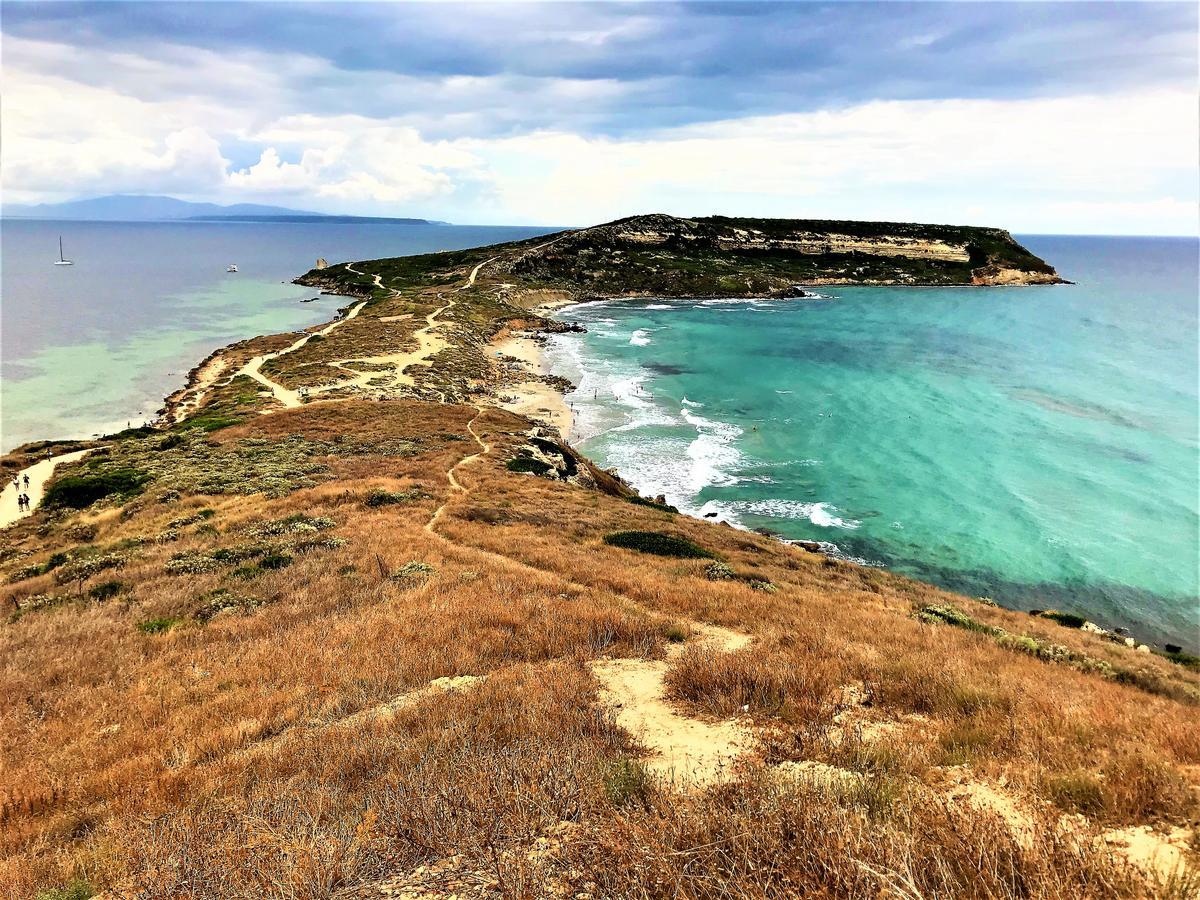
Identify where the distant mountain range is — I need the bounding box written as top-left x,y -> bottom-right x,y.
1,194 -> 440,225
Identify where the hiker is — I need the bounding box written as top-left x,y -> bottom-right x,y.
11,477 -> 18,491
22,473 -> 29,488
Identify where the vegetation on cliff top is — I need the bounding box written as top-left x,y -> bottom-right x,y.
297,213 -> 1065,300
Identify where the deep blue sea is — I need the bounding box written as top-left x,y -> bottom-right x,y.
0,219 -> 556,452
544,236 -> 1200,648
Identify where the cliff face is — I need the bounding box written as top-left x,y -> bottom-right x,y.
497,214 -> 1065,296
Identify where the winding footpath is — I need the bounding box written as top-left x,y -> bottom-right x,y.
0,450 -> 91,529
237,299 -> 367,409
423,403 -> 756,786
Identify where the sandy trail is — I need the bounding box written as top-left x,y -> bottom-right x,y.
424,405 -> 756,787
237,300 -> 366,409
0,449 -> 91,529
591,625 -> 752,788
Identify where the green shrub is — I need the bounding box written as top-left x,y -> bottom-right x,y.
43,468 -> 149,509
137,617 -> 182,635
1045,771 -> 1105,815
1036,610 -> 1087,629
174,413 -> 242,433
602,758 -> 652,808
506,456 -> 553,476
603,531 -> 715,559
64,522 -> 98,543
231,565 -> 262,580
391,561 -> 435,583
194,588 -> 266,622
664,623 -> 689,643
364,488 -> 425,507
258,553 -> 293,570
36,878 -> 95,900
916,604 -> 1001,636
54,552 -> 128,585
704,560 -> 735,580
88,580 -> 125,602
627,495 -> 678,513
249,513 -> 335,536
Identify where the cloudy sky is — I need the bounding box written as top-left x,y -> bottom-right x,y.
2,1 -> 1197,233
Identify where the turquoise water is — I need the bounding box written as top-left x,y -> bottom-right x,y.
545,236 -> 1199,648
1,219 -> 556,452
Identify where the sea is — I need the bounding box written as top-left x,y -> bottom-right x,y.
542,236 -> 1200,649
0,218 -> 556,451
1,223 -> 1196,647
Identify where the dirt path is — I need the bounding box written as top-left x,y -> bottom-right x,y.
0,449 -> 91,529
591,624 -> 752,787
237,300 -> 366,409
423,405 -> 757,786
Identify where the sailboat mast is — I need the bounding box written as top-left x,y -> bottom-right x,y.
59,236 -> 64,262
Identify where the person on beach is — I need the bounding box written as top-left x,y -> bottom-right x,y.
22,473 -> 30,488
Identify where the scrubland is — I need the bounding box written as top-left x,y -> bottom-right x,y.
1,399 -> 1196,899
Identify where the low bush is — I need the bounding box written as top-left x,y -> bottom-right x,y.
391,561 -> 435,583
43,468 -> 149,509
36,878 -> 95,900
137,617 -> 182,635
1044,771 -> 1105,815
1035,610 -> 1088,629
627,495 -> 678,513
506,456 -> 553,476
88,580 -> 125,602
704,560 -> 735,580
602,758 -> 652,809
258,553 -> 293,570
63,522 -> 98,543
603,531 -> 715,559
364,488 -> 425,507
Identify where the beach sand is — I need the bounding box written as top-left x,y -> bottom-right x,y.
491,333 -> 573,440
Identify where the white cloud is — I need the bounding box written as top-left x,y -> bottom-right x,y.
1,31 -> 1195,234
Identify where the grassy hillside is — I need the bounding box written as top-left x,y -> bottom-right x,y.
2,221 -> 1192,899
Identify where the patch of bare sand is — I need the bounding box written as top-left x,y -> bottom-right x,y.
491,334 -> 573,439
1103,824 -> 1197,881
165,355 -> 228,423
591,622 -> 752,788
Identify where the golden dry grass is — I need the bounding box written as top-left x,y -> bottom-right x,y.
1,400 -> 1197,898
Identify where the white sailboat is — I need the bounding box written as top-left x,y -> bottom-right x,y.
226,264 -> 239,273
54,236 -> 73,266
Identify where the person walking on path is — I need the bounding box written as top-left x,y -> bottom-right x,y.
22,473 -> 30,488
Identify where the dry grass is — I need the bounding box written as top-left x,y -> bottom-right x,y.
1,399 -> 1196,897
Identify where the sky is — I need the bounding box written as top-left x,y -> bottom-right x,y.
1,1 -> 1197,233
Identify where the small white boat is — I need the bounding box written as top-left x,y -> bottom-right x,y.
54,236 -> 73,266
226,264 -> 239,273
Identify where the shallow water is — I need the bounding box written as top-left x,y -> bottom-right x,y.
1,218 -> 556,451
545,236 -> 1200,648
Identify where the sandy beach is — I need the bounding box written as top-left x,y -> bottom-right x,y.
491,332 -> 573,439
